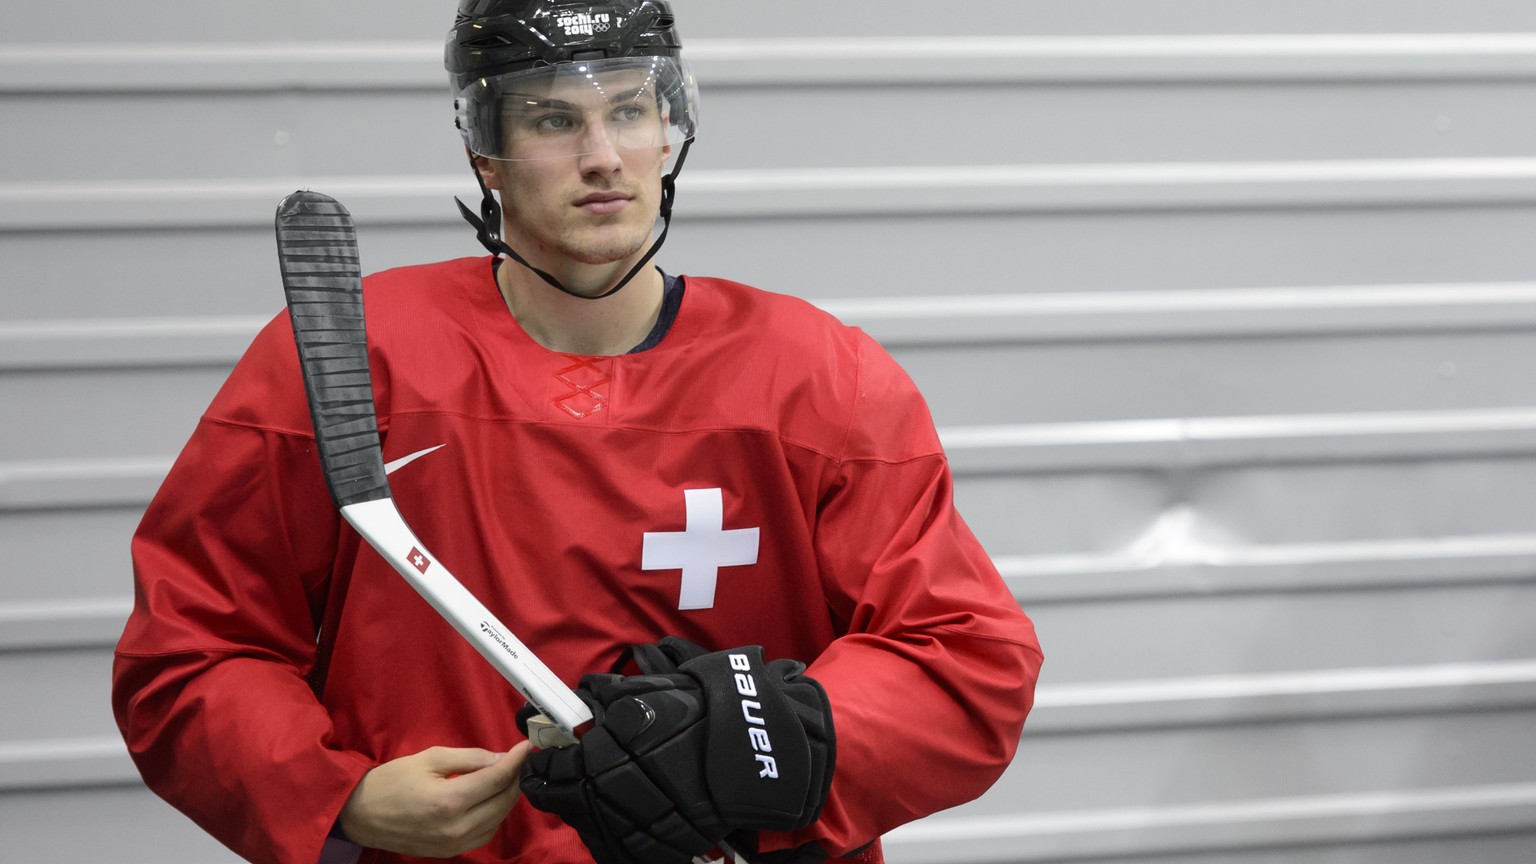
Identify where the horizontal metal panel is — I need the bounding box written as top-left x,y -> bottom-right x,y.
894,329 -> 1536,426
9,283 -> 1536,372
6,324 -> 1535,464
5,409 -> 1533,492
7,562 -> 1535,683
0,736 -> 138,790
670,1 -> 1536,39
0,459 -> 172,510
0,648 -> 117,742
0,786 -> 241,864
0,508 -> 143,604
31,532 -> 1536,636
972,708 -> 1536,815
663,79 -> 1536,170
7,703 -> 1534,862
0,367 -> 224,462
2,784 -> 1531,864
958,450 -> 1536,600
999,535 -> 1536,605
673,203 -> 1536,305
0,90 -> 468,185
1018,834 -> 1536,864
0,0 -> 444,47
5,35 -> 1536,93
1031,580 -> 1536,682
960,410 -> 1536,600
886,783 -> 1536,863
10,73 -> 1536,180
6,657 -> 1533,787
687,35 -> 1536,85
826,283 -> 1536,345
943,407 -> 1536,473
9,205 -> 1536,323
3,228 -> 309,322
1013,563 -> 1536,680
6,534 -> 1536,649
0,41 -> 444,92
971,459 -> 1536,555
664,160 -> 1536,216
5,409 -> 1533,609
6,160 -> 1536,232
0,599 -> 133,651
1187,461 -> 1536,545
6,0 -> 1535,45
1030,659 -> 1536,733
0,317 -> 264,371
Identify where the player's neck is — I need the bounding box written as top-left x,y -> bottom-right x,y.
496,258 -> 664,356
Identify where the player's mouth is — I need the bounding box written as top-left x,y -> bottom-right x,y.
575,191 -> 633,215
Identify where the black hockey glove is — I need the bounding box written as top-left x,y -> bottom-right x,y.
517,643 -> 836,864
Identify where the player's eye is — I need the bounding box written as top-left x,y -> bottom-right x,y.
532,112 -> 580,134
611,102 -> 648,124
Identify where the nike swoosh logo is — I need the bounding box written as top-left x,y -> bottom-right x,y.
384,444 -> 445,476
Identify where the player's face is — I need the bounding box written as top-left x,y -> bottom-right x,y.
481,69 -> 671,285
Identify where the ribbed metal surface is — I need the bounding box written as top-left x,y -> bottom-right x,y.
2,1 -> 1535,861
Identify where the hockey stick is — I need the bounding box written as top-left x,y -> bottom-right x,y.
274,189 -> 592,746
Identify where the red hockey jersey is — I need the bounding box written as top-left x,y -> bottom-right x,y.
113,257 -> 1042,864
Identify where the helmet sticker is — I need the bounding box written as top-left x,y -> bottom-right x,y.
556,10 -> 613,38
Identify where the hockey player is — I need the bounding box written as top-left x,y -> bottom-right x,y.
112,3 -> 1042,864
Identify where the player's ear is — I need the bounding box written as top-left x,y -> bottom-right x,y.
471,150 -> 503,188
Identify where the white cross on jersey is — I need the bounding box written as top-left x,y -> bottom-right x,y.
642,488 -> 760,610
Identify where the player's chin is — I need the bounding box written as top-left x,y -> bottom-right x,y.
562,228 -> 654,267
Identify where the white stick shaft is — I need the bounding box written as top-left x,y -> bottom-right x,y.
340,498 -> 593,737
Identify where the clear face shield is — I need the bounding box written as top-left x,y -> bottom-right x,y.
455,55 -> 700,164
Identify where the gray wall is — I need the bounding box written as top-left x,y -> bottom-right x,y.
4,2 -> 1536,862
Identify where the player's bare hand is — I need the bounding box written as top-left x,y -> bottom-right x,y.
338,742 -> 530,857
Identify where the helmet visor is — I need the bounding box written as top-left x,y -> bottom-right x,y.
455,56 -> 699,162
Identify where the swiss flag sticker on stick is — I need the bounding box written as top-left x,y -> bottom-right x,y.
408,547 -> 431,574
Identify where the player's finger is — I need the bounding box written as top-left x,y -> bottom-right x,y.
446,741 -> 530,805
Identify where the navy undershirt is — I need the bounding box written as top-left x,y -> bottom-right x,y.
628,272 -> 684,353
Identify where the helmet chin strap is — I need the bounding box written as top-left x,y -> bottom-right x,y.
454,139 -> 693,302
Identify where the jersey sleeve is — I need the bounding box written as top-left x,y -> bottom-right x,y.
764,330 -> 1043,858
111,313 -> 375,864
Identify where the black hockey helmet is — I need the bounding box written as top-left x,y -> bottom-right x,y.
444,0 -> 700,299
446,0 -> 685,94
